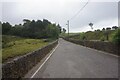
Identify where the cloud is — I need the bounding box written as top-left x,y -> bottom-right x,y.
1,0 -> 119,32
68,2 -> 118,32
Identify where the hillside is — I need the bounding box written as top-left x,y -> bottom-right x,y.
62,29 -> 118,42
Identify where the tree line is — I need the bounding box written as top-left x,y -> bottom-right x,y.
1,19 -> 66,39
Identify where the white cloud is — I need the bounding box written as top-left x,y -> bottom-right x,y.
1,0 -> 119,32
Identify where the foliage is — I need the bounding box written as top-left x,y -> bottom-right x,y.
112,29 -> 120,44
106,27 -> 111,30
46,24 -> 59,39
2,19 -> 62,39
2,19 -> 61,62
2,35 -> 23,48
89,23 -> 93,29
62,28 -> 118,42
112,26 -> 118,30
79,32 -> 86,40
2,22 -> 12,34
100,36 -> 105,41
2,35 -> 50,62
63,28 -> 66,33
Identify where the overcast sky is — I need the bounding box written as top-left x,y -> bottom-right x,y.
0,0 -> 120,32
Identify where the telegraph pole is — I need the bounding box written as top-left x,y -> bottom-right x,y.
67,20 -> 69,37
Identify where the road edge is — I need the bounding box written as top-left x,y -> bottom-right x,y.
30,41 -> 59,78
64,39 -> 119,58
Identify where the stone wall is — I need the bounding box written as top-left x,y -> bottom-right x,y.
63,38 -> 119,56
2,40 -> 58,78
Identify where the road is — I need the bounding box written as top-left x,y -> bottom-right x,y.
25,38 -> 118,78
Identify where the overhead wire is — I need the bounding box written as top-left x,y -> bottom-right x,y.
69,0 -> 90,21
66,0 -> 90,33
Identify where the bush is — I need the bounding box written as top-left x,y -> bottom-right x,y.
100,36 -> 105,41
112,29 -> 120,44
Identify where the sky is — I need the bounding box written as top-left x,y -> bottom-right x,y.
0,0 -> 120,32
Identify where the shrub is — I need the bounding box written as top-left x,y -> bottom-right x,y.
100,36 -> 105,41
112,29 -> 120,44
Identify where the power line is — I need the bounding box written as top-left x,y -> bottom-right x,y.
66,0 -> 90,36
69,0 -> 90,21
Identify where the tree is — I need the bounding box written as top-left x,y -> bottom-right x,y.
112,26 -> 118,30
23,19 -> 31,23
106,27 -> 111,30
9,25 -> 23,36
43,19 -> 51,28
29,20 -> 36,33
2,22 -> 12,34
102,28 -> 105,31
36,20 -> 43,31
46,24 -> 59,39
2,19 -> 62,39
23,19 -> 31,28
57,24 -> 62,34
96,29 -> 100,31
89,23 -> 93,30
63,28 -> 66,33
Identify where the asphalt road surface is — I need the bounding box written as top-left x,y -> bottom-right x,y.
25,38 -> 118,78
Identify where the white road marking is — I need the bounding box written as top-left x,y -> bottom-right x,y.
31,42 -> 59,78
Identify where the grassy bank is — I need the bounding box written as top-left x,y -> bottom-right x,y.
61,29 -> 118,42
2,35 -> 50,63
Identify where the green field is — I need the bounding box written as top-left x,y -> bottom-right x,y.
2,35 -> 50,63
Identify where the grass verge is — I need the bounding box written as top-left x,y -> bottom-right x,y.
2,35 -> 50,63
